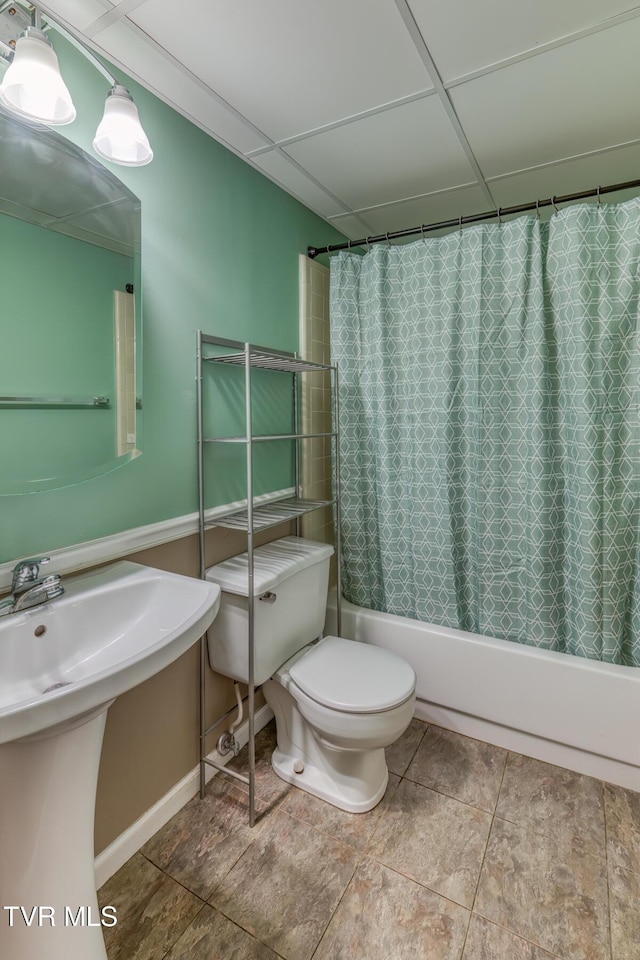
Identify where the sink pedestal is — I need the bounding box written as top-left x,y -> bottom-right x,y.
0,561 -> 221,959
0,709 -> 110,960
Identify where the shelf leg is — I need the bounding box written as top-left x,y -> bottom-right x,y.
333,364 -> 342,639
245,342 -> 256,827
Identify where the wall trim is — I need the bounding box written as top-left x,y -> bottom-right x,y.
94,703 -> 274,889
0,488 -> 295,591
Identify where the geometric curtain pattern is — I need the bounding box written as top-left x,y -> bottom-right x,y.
330,199 -> 640,665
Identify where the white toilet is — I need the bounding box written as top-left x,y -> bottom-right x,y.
205,536 -> 416,813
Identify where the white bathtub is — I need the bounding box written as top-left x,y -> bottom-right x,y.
326,592 -> 640,792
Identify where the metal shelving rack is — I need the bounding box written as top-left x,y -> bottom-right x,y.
196,332 -> 342,826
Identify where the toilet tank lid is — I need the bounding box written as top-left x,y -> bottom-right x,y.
205,536 -> 334,596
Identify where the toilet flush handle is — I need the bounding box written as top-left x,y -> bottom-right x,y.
259,591 -> 277,604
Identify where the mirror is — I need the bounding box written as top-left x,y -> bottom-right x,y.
0,107 -> 142,495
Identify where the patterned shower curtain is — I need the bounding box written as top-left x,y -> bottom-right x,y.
330,199 -> 640,666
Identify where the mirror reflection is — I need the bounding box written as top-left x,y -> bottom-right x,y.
0,107 -> 142,495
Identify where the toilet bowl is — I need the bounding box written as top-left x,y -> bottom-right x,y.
205,537 -> 416,812
265,635 -> 415,811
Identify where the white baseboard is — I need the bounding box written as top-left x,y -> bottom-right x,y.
415,699 -> 640,793
94,703 -> 274,889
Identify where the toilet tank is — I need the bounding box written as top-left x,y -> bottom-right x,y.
205,536 -> 334,685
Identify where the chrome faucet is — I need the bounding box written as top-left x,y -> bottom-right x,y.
0,557 -> 64,618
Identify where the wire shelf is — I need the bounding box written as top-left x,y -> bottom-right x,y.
204,431 -> 337,443
204,350 -> 333,373
208,496 -> 334,532
196,330 -> 342,830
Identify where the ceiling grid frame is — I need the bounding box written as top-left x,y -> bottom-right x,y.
486,136 -> 640,185
82,0 -> 150,39
441,3 -> 640,91
30,1 -> 640,240
328,178 -> 484,223
246,88 -> 438,159
392,0 -> 495,208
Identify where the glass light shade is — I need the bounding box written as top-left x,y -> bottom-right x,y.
0,31 -> 76,125
93,86 -> 153,167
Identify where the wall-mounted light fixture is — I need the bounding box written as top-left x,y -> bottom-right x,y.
0,2 -> 153,166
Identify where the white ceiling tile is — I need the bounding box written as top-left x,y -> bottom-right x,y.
250,152 -> 348,219
126,0 -> 433,141
451,18 -> 640,179
90,21 -> 270,154
321,215 -> 373,242
284,97 -> 477,210
489,144 -> 640,209
349,185 -> 488,235
40,0 -> 112,31
408,0 -> 639,81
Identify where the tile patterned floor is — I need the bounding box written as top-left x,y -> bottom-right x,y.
99,719 -> 640,960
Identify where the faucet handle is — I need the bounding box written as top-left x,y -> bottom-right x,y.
12,556 -> 50,591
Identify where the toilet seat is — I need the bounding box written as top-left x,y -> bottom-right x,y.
287,636 -> 416,714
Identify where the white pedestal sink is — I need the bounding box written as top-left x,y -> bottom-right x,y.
0,561 -> 220,960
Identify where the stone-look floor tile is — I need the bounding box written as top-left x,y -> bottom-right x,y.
142,777 -> 266,900
604,784 -> 640,960
496,754 -> 605,859
281,773 -> 400,850
406,726 -> 507,813
211,811 -> 358,960
462,915 -> 559,960
604,782 -> 640,876
367,777 -> 491,908
163,905 -> 280,960
98,853 -> 202,960
475,817 -> 609,960
314,857 -> 469,960
225,720 -> 291,807
385,717 -> 428,775
609,859 -> 640,960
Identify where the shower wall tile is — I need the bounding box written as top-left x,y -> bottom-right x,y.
299,255 -> 334,558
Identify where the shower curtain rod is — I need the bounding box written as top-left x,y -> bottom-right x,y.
307,176 -> 640,259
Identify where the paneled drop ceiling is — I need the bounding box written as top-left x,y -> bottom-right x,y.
39,0 -> 640,240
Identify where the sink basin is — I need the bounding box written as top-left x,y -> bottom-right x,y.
0,560 -> 220,744
0,560 -> 220,960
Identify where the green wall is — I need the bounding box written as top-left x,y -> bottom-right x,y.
0,216 -> 132,493
0,37 -> 344,563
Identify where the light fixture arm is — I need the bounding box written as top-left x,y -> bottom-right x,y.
31,2 -> 118,87
0,0 -> 153,165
